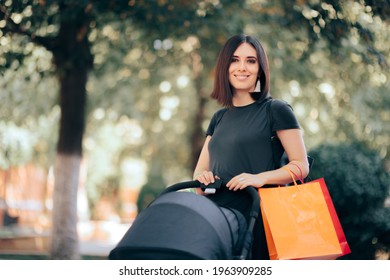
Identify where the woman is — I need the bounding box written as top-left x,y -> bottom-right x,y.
193,34 -> 309,259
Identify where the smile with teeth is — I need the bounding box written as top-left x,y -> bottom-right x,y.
235,74 -> 250,81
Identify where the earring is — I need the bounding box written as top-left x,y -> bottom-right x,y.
255,79 -> 261,92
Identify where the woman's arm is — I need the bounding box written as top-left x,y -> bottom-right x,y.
226,129 -> 309,190
193,136 -> 216,194
278,128 -> 309,175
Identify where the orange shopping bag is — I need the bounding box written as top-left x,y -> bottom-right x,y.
258,168 -> 350,260
314,177 -> 351,256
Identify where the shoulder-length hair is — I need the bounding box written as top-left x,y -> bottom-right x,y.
211,34 -> 270,107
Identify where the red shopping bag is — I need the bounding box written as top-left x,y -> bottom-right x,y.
313,178 -> 351,256
258,168 -> 351,260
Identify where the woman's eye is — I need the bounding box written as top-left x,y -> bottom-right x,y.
248,59 -> 257,64
231,57 -> 239,63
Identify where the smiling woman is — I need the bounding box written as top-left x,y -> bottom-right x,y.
228,43 -> 259,105
193,34 -> 309,260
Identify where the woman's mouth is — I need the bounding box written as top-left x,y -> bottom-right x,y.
234,74 -> 250,81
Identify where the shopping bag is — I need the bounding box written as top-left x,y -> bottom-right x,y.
258,168 -> 350,260
288,166 -> 350,256
313,178 -> 351,256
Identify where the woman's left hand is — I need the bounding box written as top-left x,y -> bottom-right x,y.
226,173 -> 266,190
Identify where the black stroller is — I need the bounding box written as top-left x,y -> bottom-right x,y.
108,180 -> 260,260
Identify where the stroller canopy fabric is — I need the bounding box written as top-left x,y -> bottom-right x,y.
109,191 -> 246,260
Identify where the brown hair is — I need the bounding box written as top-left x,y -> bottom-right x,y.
211,34 -> 270,107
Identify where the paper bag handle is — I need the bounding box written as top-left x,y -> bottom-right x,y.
283,163 -> 306,184
283,166 -> 305,187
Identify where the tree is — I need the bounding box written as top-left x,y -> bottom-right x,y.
1,1 -> 93,259
0,0 -> 220,259
1,0 -> 389,259
243,0 -> 390,162
309,142 -> 390,259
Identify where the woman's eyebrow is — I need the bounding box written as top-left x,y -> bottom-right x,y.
232,55 -> 257,59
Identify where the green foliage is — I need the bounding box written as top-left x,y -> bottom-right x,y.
309,142 -> 390,259
0,108 -> 58,170
136,183 -> 164,214
0,122 -> 35,168
263,0 -> 389,66
1,0 -> 389,224
84,121 -> 125,210
136,162 -> 166,213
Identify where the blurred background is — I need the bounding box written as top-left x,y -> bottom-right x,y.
0,0 -> 389,260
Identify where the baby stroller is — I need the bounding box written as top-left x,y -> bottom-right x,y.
108,180 -> 260,260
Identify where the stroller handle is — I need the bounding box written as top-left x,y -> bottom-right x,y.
160,180 -> 260,215
159,180 -> 215,195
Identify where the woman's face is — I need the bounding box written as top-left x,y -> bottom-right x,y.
228,43 -> 259,95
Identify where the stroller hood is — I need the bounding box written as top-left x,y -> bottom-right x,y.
109,191 -> 243,260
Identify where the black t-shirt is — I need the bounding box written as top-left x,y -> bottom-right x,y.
206,97 -> 300,182
205,97 -> 300,216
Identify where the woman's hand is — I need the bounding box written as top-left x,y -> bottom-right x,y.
194,170 -> 217,186
226,173 -> 267,191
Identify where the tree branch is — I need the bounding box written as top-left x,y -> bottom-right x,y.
0,4 -> 54,50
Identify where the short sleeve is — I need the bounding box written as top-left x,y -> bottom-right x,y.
206,108 -> 227,136
270,99 -> 300,132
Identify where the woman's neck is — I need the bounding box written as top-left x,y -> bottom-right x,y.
232,92 -> 255,107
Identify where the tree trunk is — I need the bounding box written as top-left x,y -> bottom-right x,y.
190,74 -> 208,170
50,154 -> 81,259
47,3 -> 92,258
49,65 -> 88,259
189,49 -> 210,171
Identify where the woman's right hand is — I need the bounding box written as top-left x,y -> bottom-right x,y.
194,170 -> 217,186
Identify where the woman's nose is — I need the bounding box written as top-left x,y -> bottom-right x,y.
238,61 -> 247,71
